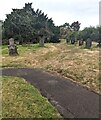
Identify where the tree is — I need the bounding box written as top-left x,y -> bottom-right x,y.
70,21 -> 81,43
59,21 -> 81,44
2,3 -> 60,44
80,27 -> 99,42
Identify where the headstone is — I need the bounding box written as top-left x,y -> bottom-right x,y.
9,38 -> 14,45
97,40 -> 101,47
8,38 -> 18,56
38,29 -> 47,47
66,37 -> 70,43
79,39 -> 84,46
39,36 -> 45,47
85,38 -> 92,48
70,34 -> 75,44
71,39 -> 75,44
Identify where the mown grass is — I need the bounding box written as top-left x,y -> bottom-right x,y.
1,76 -> 61,118
2,41 -> 100,93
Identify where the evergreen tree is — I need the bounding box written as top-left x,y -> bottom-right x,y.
2,3 -> 60,44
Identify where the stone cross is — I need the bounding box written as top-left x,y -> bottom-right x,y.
8,38 -> 18,56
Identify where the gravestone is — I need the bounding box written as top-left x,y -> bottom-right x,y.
8,38 -> 18,56
70,34 -> 75,44
38,29 -> 48,47
85,38 -> 92,49
71,39 -> 75,44
39,35 -> 45,47
66,37 -> 70,43
79,39 -> 84,46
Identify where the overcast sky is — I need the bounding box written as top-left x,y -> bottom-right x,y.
0,0 -> 100,29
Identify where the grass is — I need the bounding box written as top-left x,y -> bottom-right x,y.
1,41 -> 100,93
1,76 -> 61,118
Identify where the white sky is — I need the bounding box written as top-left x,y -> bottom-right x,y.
0,0 -> 100,29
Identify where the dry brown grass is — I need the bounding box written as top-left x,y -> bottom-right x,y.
2,41 -> 100,93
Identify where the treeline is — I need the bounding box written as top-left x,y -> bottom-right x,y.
78,27 -> 100,42
2,3 -> 60,44
1,3 -> 101,47
59,22 -> 101,46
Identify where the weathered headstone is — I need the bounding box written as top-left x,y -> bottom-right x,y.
79,39 -> 84,46
66,37 -> 70,43
85,38 -> 92,48
97,40 -> 101,47
70,34 -> 75,44
39,35 -> 45,47
71,39 -> 75,44
8,38 -> 18,56
38,29 -> 48,47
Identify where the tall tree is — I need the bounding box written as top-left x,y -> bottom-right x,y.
70,21 -> 81,31
2,3 -> 60,44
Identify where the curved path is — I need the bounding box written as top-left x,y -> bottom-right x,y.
1,68 -> 100,118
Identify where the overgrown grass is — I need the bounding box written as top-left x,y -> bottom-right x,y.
1,76 -> 61,118
2,41 -> 100,93
2,44 -> 45,56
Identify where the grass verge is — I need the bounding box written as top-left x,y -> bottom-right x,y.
1,76 -> 61,118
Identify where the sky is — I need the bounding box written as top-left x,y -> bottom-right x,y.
0,0 -> 100,30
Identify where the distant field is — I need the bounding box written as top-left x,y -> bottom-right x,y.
1,40 -> 100,93
1,76 -> 61,118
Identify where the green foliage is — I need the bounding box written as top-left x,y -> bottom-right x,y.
60,22 -> 100,46
70,21 -> 81,31
78,27 -> 99,42
59,21 -> 81,43
2,3 -> 60,44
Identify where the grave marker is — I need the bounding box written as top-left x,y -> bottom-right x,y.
85,38 -> 92,49
8,38 -> 18,56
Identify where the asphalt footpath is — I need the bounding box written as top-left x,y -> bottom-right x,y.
1,68 -> 100,119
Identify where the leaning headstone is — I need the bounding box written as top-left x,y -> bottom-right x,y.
85,38 -> 92,49
8,38 -> 18,56
79,39 -> 84,46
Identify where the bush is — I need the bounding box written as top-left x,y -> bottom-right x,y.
50,35 -> 60,43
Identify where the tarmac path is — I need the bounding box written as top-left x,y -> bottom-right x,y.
1,68 -> 100,119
